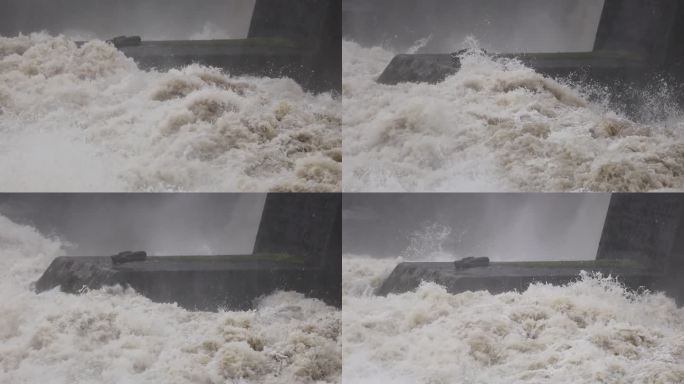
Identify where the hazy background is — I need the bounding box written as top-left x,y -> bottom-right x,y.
343,193 -> 611,261
0,0 -> 256,40
0,194 -> 265,256
342,0 -> 605,53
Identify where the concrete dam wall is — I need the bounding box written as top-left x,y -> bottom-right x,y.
117,0 -> 341,93
35,193 -> 342,310
374,0 -> 684,109
596,194 -> 684,270
377,194 -> 684,304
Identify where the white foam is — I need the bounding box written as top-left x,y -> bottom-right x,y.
0,215 -> 341,383
0,34 -> 341,192
342,40 -> 684,192
343,255 -> 684,383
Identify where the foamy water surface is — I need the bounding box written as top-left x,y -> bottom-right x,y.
0,215 -> 341,384
0,34 -> 341,192
342,255 -> 684,384
342,40 -> 684,192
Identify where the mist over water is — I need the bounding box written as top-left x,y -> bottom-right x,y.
343,0 -> 604,53
343,194 -> 610,261
1,0 -> 256,40
0,194 -> 266,256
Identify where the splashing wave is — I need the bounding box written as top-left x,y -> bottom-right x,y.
0,34 -> 341,192
0,215 -> 341,383
342,40 -> 684,192
343,255 -> 684,383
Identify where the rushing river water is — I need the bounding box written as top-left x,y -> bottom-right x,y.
342,254 -> 684,383
0,34 -> 341,192
0,215 -> 341,383
342,40 -> 684,192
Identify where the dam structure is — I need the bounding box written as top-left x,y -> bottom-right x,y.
377,194 -> 684,305
111,0 -> 341,93
35,193 -> 342,311
374,0 -> 684,109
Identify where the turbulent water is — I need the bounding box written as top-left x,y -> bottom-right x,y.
0,34 -> 341,192
342,40 -> 684,192
342,255 -> 684,384
0,215 -> 341,384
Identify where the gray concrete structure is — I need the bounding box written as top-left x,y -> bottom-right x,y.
596,194 -> 684,270
35,193 -> 342,310
594,0 -> 684,68
255,193 -> 341,271
377,260 -> 655,296
117,0 -> 340,93
376,0 -> 684,111
596,194 -> 684,304
377,194 -> 684,305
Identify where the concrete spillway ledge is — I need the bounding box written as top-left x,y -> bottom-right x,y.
376,51 -> 682,115
33,193 -> 342,311
376,0 -> 684,109
117,38 -> 339,94
35,254 -> 340,311
377,51 -> 648,86
374,194 -> 684,303
111,0 -> 341,94
376,260 -> 660,297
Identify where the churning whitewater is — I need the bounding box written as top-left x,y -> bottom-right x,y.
0,34 -> 341,192
342,40 -> 684,192
0,215 -> 341,384
342,255 -> 684,384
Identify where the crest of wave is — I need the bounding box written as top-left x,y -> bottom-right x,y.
0,215 -> 340,383
343,257 -> 684,384
0,34 -> 341,192
342,222 -> 467,298
402,222 -> 460,262
342,39 -> 684,192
